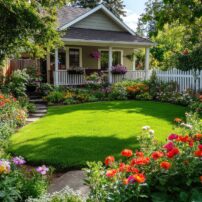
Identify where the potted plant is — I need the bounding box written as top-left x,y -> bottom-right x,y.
111,64 -> 127,75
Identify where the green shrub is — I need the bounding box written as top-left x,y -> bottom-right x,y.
136,92 -> 152,100
39,83 -> 54,96
44,91 -> 65,104
3,69 -> 29,97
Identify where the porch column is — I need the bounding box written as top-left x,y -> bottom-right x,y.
132,49 -> 136,71
145,47 -> 150,80
54,48 -> 59,86
108,47 -> 113,84
46,53 -> 51,83
65,47 -> 69,70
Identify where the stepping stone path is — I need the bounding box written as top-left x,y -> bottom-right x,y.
27,96 -> 89,197
48,170 -> 90,197
27,96 -> 47,124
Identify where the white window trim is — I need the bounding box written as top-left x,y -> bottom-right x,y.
67,47 -> 83,69
98,49 -> 124,69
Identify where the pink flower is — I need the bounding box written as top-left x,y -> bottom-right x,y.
163,142 -> 174,152
36,165 -> 49,175
12,156 -> 26,165
168,134 -> 178,141
128,175 -> 135,184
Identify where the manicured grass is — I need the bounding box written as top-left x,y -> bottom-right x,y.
10,101 -> 186,169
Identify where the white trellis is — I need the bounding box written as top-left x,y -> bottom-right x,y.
155,68 -> 202,92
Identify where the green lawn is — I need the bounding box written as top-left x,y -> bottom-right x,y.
10,101 -> 186,169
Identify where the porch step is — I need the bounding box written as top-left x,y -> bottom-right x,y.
30,98 -> 46,104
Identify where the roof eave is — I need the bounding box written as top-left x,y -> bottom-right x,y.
62,38 -> 154,48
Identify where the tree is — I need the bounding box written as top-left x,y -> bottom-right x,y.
0,0 -> 67,63
71,0 -> 126,18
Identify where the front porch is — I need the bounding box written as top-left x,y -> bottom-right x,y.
46,44 -> 151,86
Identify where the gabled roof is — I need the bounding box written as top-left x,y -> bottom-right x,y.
57,6 -> 90,29
58,4 -> 135,35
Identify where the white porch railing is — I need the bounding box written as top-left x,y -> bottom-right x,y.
54,70 -> 85,86
54,70 -> 148,86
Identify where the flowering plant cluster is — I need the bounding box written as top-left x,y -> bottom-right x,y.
86,126 -> 202,202
127,83 -> 149,98
0,156 -> 49,201
111,64 -> 127,75
90,51 -> 101,61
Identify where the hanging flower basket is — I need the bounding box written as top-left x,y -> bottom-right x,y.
111,64 -> 127,75
90,51 -> 101,61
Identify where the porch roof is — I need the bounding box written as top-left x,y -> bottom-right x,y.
62,28 -> 153,47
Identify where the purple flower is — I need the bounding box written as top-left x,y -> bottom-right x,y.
128,175 -> 135,184
12,156 -> 26,165
111,64 -> 127,74
168,134 -> 179,141
36,165 -> 49,175
90,51 -> 101,60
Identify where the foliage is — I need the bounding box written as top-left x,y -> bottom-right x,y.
27,187 -> 83,202
189,95 -> 202,115
71,0 -> 126,18
39,83 -> 54,96
85,123 -> 202,201
0,157 -> 49,202
0,0 -> 65,62
2,69 -> 29,98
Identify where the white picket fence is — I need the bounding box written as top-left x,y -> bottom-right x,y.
155,68 -> 202,92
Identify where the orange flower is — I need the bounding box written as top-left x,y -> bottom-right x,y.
160,161 -> 171,170
123,178 -> 129,185
131,157 -> 150,166
174,118 -> 182,123
105,156 -> 115,166
106,169 -> 117,178
151,151 -> 164,160
194,150 -> 202,157
200,176 -> 202,183
121,149 -> 133,157
133,173 -> 146,183
194,134 -> 202,141
136,151 -> 144,157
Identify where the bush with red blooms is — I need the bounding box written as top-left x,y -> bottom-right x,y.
85,127 -> 202,202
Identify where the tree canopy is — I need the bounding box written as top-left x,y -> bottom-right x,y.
0,0 -> 67,63
71,0 -> 126,18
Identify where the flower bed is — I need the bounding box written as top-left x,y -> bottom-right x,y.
85,121 -> 202,202
0,156 -> 49,201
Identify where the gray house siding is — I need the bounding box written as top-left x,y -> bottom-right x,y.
72,10 -> 125,32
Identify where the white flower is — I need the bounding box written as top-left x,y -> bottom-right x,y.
149,129 -> 155,135
142,126 -> 150,130
185,124 -> 193,129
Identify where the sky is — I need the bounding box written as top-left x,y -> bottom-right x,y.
123,0 -> 148,31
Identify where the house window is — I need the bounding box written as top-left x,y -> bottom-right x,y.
69,48 -> 81,68
58,51 -> 66,70
100,50 -> 123,70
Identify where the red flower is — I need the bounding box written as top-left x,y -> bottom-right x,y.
189,140 -> 194,147
167,147 -> 180,158
160,161 -> 171,170
121,149 -> 133,157
131,157 -> 150,166
133,173 -> 146,183
119,162 -> 126,172
198,144 -> 202,151
136,151 -> 144,157
200,176 -> 202,183
105,156 -> 115,166
194,134 -> 202,141
178,135 -> 190,143
151,151 -> 164,160
163,142 -> 174,152
168,134 -> 179,141
106,169 -> 117,178
194,150 -> 202,157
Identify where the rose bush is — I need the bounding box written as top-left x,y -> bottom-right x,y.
85,126 -> 202,202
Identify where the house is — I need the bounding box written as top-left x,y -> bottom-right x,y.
47,4 -> 153,86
